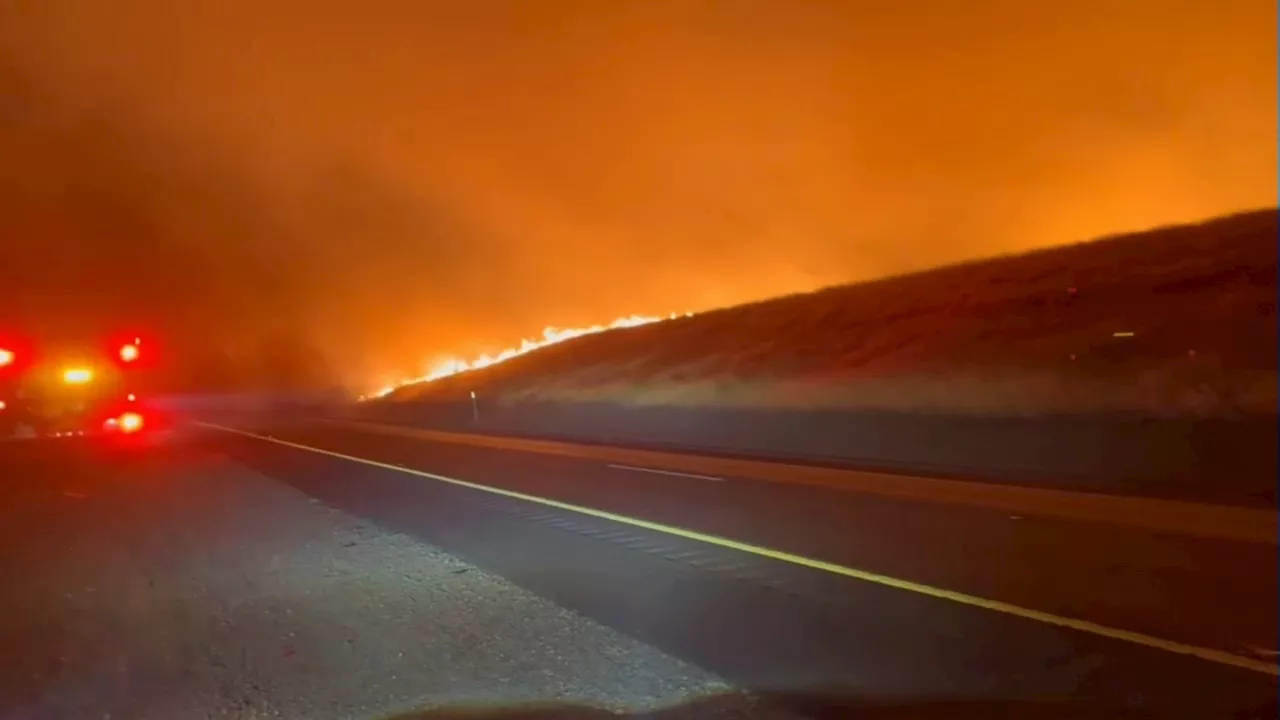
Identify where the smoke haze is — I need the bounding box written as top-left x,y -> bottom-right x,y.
1,0 -> 1274,390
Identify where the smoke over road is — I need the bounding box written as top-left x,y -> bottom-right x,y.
1,0 -> 1274,392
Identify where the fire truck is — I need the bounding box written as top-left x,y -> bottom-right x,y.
0,332 -> 152,438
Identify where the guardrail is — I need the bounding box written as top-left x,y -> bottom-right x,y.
337,398 -> 1278,509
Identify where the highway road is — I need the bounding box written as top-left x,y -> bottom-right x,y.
0,416 -> 1276,719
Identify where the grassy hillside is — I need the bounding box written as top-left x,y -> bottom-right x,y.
390,209 -> 1277,416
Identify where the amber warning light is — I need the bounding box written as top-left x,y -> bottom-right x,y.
63,367 -> 94,384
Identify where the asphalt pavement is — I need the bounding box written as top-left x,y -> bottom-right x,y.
1,417 -> 1276,719
0,428 -> 779,720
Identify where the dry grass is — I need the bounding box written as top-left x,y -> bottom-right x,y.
395,209 -> 1277,416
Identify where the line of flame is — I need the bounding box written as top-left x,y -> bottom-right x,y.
364,312 -> 692,399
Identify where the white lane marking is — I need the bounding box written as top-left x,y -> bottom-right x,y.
608,464 -> 724,482
203,422 -> 1280,678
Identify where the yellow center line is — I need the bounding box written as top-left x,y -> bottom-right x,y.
203,421 -> 1280,678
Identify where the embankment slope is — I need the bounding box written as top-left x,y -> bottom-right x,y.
363,210 -> 1277,505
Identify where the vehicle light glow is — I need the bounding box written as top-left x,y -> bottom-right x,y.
0,348 -> 13,367
119,344 -> 140,362
118,412 -> 144,433
63,367 -> 94,384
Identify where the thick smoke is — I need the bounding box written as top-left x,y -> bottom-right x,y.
1,0 -> 1274,391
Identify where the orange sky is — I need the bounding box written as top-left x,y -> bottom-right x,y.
1,0 -> 1275,388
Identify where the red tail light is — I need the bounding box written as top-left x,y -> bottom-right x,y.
0,348 -> 13,367
119,343 -> 140,363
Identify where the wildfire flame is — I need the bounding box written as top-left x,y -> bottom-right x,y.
366,312 -> 692,399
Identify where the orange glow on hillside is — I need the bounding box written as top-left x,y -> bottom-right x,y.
367,312 -> 693,399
